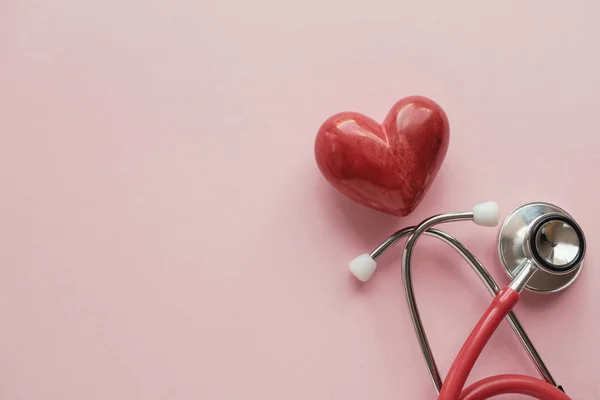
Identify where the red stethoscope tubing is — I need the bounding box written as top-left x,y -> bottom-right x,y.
437,287 -> 571,400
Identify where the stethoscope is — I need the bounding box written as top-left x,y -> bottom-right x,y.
348,202 -> 586,400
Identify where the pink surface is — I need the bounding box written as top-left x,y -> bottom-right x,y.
1,1 -> 599,399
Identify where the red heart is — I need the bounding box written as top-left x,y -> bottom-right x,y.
314,96 -> 450,217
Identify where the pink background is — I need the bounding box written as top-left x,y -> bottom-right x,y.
1,1 -> 600,399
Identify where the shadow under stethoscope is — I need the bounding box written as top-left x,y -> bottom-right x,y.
320,167 -> 450,250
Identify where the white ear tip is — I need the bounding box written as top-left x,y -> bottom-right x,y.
472,201 -> 500,227
349,254 -> 377,282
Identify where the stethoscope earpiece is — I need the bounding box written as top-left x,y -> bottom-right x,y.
472,201 -> 500,227
348,253 -> 377,282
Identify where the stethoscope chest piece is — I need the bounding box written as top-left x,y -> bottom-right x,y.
498,202 -> 586,293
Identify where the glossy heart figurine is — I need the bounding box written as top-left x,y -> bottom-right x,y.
314,96 -> 449,216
